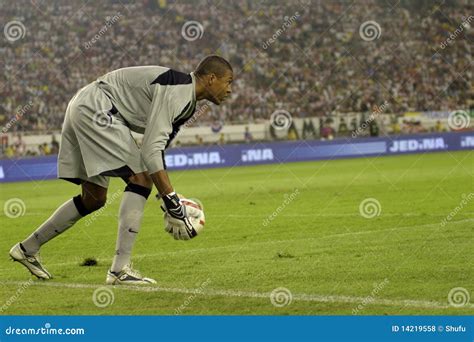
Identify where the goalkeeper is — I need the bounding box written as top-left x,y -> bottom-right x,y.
9,55 -> 233,285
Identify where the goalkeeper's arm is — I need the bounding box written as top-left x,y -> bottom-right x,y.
150,169 -> 174,197
150,170 -> 183,219
150,169 -> 197,238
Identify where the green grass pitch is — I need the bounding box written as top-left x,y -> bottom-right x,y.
0,151 -> 473,315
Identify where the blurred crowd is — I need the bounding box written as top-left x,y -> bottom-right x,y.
2,113 -> 454,158
1,0 -> 472,134
2,134 -> 59,158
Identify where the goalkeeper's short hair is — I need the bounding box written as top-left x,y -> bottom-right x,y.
195,55 -> 233,78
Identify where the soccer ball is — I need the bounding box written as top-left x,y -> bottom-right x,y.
163,198 -> 205,240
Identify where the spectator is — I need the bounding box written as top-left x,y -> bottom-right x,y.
369,120 -> 379,137
195,134 -> 203,145
302,119 -> 317,139
244,126 -> 252,143
0,0 -> 470,133
321,124 -> 335,140
5,145 -> 15,158
348,117 -> 357,136
51,135 -> 59,154
287,122 -> 300,140
338,118 -> 349,136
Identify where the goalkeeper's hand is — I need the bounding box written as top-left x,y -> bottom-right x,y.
161,192 -> 197,239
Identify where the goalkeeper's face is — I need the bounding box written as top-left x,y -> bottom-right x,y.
207,70 -> 233,105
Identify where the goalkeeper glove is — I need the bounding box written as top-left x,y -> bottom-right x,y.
161,192 -> 197,239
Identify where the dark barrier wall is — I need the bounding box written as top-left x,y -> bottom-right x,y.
1,132 -> 473,183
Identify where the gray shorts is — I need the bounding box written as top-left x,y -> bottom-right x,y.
57,82 -> 147,188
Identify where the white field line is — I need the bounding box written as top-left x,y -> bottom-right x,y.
0,219 -> 472,272
1,280 -> 472,310
3,212 -> 473,218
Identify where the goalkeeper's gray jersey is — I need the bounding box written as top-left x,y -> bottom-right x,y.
95,66 -> 197,173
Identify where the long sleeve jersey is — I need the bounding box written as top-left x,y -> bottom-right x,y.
96,66 -> 197,173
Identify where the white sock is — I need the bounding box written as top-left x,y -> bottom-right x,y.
21,198 -> 83,255
111,191 -> 147,273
